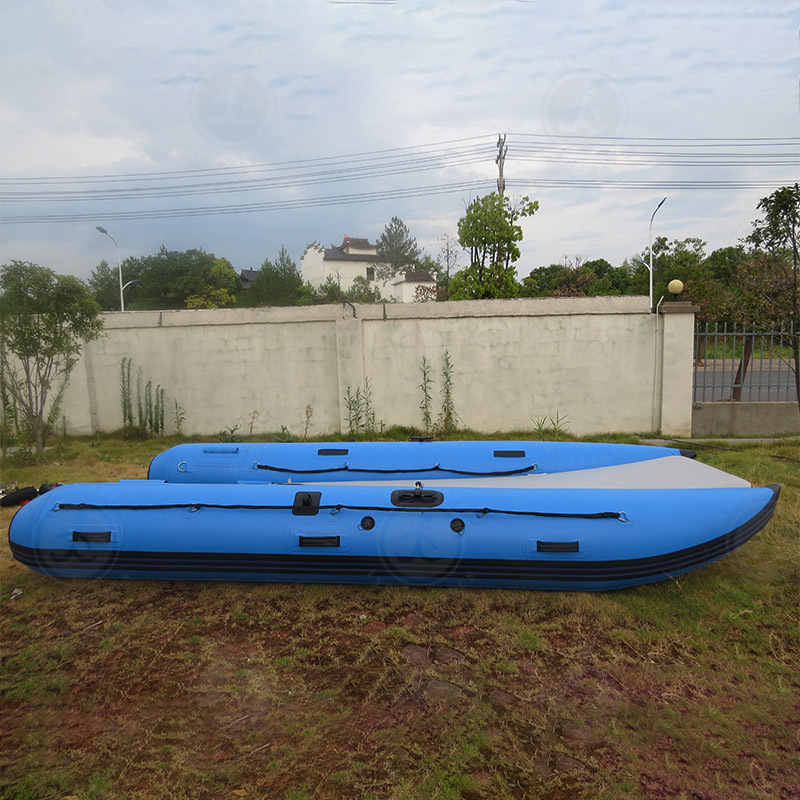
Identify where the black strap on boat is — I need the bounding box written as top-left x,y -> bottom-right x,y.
53,501 -> 624,521
252,462 -> 539,477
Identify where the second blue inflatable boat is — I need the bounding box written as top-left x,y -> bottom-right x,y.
147,440 -> 698,484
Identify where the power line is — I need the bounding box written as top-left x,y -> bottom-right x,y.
0,180 -> 496,224
2,146 -> 495,202
507,178 -> 791,189
4,176 -> 790,225
4,133 -> 795,188
0,135 -> 497,185
508,132 -> 800,145
1,131 -> 796,224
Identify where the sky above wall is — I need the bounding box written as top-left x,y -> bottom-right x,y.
1,0 -> 798,282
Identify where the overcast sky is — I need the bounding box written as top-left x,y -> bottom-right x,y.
1,0 -> 798,284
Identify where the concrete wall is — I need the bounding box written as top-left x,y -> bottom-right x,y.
58,296 -> 697,438
692,402 -> 800,438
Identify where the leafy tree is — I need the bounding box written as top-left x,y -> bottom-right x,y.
375,217 -> 421,282
701,245 -> 749,285
643,237 -> 707,304
345,275 -> 382,303
451,193 -> 538,300
127,247 -> 238,310
185,257 -> 239,309
309,275 -> 382,305
737,186 -> 798,407
519,256 -> 590,298
88,258 -> 142,311
746,184 -> 799,351
0,261 -> 103,457
245,246 -> 304,307
689,251 -> 793,326
619,256 -> 650,296
88,259 -> 117,310
747,183 -> 799,261
687,186 -> 799,409
313,275 -> 346,305
522,255 -> 646,298
552,266 -> 596,297
520,263 -> 567,297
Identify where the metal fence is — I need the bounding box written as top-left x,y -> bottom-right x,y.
693,322 -> 798,403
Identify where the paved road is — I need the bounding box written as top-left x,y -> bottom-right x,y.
694,366 -> 798,402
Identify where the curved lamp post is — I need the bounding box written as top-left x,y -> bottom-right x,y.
96,226 -> 124,311
649,197 -> 667,312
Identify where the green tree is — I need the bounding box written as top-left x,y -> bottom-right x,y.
308,275 -> 382,305
375,217 -> 421,282
701,245 -> 749,285
742,186 -> 798,407
246,246 -> 304,307
520,263 -> 567,297
185,257 -> 239,309
127,247 -> 238,310
87,259 -> 118,310
618,256 -> 650,296
344,275 -> 382,303
522,256 -> 640,298
746,184 -> 799,343
687,185 -> 800,409
451,193 -> 538,300
553,267 -> 596,297
644,237 -> 707,304
88,258 -> 142,311
312,275 -> 346,305
0,261 -> 104,457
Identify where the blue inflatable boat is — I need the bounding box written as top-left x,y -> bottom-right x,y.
9,441 -> 780,591
147,440 -> 699,484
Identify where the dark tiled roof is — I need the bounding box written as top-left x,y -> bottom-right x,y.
240,269 -> 260,288
324,249 -> 378,263
401,271 -> 435,283
338,236 -> 373,249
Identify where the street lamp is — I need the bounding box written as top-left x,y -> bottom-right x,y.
667,279 -> 684,300
649,197 -> 667,313
96,226 -> 124,311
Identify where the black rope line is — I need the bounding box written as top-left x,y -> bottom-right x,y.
54,502 -> 624,521
664,438 -> 800,465
252,462 -> 539,477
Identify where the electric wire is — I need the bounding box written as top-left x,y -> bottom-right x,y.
2,147 -> 495,202
1,132 -> 796,224
0,136 -> 497,184
1,180 -> 496,224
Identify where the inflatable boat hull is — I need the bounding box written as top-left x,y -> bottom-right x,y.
9,457 -> 780,591
147,440 -> 696,484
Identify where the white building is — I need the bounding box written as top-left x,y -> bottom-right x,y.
300,235 -> 435,302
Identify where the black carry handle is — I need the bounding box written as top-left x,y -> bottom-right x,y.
298,536 -> 340,548
72,531 -> 112,543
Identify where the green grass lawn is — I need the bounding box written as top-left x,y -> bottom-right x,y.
1,433 -> 798,800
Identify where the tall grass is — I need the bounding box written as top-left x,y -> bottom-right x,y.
119,357 -> 169,438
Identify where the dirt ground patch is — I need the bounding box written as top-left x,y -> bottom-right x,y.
2,437 -> 798,799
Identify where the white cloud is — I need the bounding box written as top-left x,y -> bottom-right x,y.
0,0 -> 797,279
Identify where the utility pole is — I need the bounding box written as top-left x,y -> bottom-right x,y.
496,134 -> 507,196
